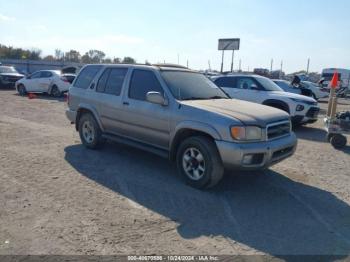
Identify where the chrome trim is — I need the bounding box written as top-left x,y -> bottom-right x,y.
265,120 -> 291,141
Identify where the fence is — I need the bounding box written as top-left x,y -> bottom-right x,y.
0,59 -> 83,74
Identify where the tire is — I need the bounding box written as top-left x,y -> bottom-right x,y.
326,133 -> 335,142
330,134 -> 347,149
51,85 -> 61,97
18,84 -> 27,96
78,113 -> 105,149
176,136 -> 224,189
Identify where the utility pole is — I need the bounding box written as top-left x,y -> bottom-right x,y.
306,58 -> 310,74
220,50 -> 224,73
280,60 -> 283,79
230,50 -> 235,72
270,59 -> 273,72
187,60 -> 189,68
239,59 -> 242,72
208,60 -> 211,71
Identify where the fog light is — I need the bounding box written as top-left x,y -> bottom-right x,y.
242,154 -> 254,165
296,104 -> 304,111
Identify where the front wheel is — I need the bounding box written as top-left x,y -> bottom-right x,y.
176,136 -> 224,189
78,113 -> 105,149
330,134 -> 347,149
18,84 -> 27,96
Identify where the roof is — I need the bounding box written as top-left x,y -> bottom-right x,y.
84,63 -> 194,72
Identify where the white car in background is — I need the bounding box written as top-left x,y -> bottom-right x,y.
15,70 -> 75,97
212,74 -> 320,126
300,81 -> 329,100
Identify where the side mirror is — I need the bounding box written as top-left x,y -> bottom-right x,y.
251,84 -> 259,90
146,91 -> 168,106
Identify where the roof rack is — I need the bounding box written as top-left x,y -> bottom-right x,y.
152,63 -> 188,69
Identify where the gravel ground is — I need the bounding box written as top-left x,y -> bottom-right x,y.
0,89 -> 349,257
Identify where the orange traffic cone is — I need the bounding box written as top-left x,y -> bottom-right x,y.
28,93 -> 37,99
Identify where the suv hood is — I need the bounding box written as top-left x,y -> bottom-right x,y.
270,90 -> 317,102
181,99 -> 290,126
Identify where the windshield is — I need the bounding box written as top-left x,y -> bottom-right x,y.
0,66 -> 18,74
256,77 -> 283,91
161,71 -> 229,100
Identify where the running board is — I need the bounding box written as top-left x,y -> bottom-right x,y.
102,133 -> 169,159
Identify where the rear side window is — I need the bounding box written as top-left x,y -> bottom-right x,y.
214,77 -> 236,88
96,69 -> 110,92
74,65 -> 102,89
105,68 -> 128,95
129,70 -> 163,101
96,68 -> 128,95
40,71 -> 53,78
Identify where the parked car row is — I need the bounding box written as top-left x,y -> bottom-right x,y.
16,70 -> 76,97
0,66 -> 25,88
0,65 -> 76,97
211,74 -> 320,126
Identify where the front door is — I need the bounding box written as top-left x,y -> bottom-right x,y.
119,69 -> 170,150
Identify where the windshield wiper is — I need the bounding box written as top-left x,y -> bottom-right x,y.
208,96 -> 228,99
181,97 -> 207,101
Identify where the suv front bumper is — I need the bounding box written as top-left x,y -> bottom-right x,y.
215,133 -> 297,170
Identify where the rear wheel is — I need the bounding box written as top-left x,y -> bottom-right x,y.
78,113 -> 105,149
176,136 -> 224,189
18,84 -> 27,96
51,85 -> 61,97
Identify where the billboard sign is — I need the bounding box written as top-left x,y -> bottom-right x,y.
218,38 -> 240,51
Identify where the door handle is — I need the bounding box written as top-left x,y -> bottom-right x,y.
123,102 -> 129,106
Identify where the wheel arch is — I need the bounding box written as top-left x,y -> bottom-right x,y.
263,99 -> 290,113
75,105 -> 104,132
169,122 -> 221,161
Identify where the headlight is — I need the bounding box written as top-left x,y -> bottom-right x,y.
230,126 -> 263,141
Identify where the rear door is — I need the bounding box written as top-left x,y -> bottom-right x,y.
118,69 -> 170,149
95,67 -> 129,134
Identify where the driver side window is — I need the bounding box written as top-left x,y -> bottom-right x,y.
30,72 -> 41,79
129,69 -> 164,101
236,77 -> 261,90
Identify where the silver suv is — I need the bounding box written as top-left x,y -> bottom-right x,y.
66,64 -> 297,189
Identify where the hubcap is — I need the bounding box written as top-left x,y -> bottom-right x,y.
52,87 -> 60,96
82,120 -> 95,143
182,147 -> 206,181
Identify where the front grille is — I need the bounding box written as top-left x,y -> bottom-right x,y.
3,76 -> 22,83
306,107 -> 320,118
266,121 -> 291,140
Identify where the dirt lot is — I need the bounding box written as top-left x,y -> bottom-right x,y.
0,89 -> 349,257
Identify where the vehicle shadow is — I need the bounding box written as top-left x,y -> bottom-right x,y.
12,93 -> 65,102
64,142 -> 350,259
294,126 -> 328,143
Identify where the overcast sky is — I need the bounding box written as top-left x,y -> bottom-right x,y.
0,0 -> 349,73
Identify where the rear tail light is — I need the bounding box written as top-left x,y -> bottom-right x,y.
61,76 -> 69,83
64,92 -> 69,105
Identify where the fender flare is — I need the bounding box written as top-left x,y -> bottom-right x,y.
169,121 -> 222,158
75,103 -> 104,132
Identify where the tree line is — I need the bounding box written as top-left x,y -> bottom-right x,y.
0,44 -> 136,64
